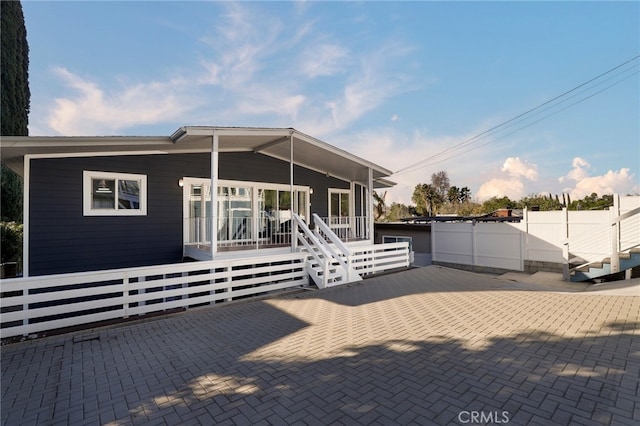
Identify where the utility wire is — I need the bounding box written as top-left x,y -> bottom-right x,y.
415,69 -> 640,170
392,55 -> 640,177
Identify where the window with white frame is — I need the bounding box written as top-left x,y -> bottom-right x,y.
382,235 -> 412,252
83,171 -> 147,216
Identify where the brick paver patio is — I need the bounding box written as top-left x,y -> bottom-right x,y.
2,266 -> 639,425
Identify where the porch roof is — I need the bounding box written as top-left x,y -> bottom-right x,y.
0,126 -> 394,187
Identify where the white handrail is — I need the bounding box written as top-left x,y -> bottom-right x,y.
612,206 -> 640,224
313,214 -> 358,281
312,213 -> 352,256
564,205 -> 640,277
293,214 -> 330,287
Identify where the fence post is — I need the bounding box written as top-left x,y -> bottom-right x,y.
471,220 -> 477,270
430,221 -> 436,264
610,206 -> 620,274
561,207 -> 570,281
225,264 -> 233,302
123,273 -> 130,318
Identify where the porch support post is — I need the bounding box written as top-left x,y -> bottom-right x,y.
368,167 -> 374,242
290,130 -> 297,252
211,131 -> 219,259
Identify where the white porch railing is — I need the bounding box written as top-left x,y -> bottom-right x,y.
316,216 -> 369,241
563,206 -> 640,278
350,242 -> 411,276
293,214 -> 410,288
0,253 -> 308,339
184,216 -> 292,250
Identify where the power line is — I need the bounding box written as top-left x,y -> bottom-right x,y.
405,67 -> 640,171
392,55 -> 640,177
416,69 -> 640,170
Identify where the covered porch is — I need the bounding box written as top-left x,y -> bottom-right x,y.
175,127 -> 392,261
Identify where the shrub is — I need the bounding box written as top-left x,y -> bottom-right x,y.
1,221 -> 23,263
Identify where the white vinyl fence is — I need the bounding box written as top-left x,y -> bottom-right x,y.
1,253 -> 308,339
432,222 -> 524,271
432,195 -> 640,275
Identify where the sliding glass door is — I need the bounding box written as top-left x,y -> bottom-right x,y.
183,178 -> 309,249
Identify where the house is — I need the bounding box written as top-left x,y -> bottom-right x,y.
0,127 -> 411,338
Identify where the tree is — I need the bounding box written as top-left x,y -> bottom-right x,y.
1,0 -> 30,137
447,186 -> 472,205
447,186 -> 460,204
387,202 -> 412,221
412,183 -> 443,216
1,0 -> 29,269
567,193 -> 614,211
430,171 -> 450,201
518,194 -> 563,211
480,196 -> 516,214
373,190 -> 387,221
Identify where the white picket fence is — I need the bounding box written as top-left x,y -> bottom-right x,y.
1,253 -> 309,339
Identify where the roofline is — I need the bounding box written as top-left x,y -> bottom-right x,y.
169,126 -> 394,178
1,126 -> 395,181
0,135 -> 173,147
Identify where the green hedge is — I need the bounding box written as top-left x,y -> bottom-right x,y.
1,221 -> 23,263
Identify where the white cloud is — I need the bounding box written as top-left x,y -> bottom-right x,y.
475,157 -> 539,201
46,67 -> 195,135
37,2 -> 419,137
559,157 -> 638,198
390,114 -> 399,122
299,43 -> 349,78
476,178 -> 525,201
333,127 -> 497,205
501,157 -> 538,181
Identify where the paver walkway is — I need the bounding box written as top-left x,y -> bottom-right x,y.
2,266 -> 639,425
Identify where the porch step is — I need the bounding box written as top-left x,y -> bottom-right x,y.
309,265 -> 344,283
571,249 -> 640,282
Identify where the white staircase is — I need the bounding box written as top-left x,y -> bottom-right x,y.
292,213 -> 362,289
564,206 -> 640,282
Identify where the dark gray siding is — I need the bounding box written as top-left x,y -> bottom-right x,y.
374,223 -> 432,253
29,153 -> 210,276
219,152 -> 349,218
29,152 -> 350,275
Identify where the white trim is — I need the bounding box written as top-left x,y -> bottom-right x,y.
26,150 -> 169,160
328,188 -> 352,219
211,133 -> 218,258
181,177 -> 311,248
368,167 -> 374,242
83,171 -> 147,216
23,156 -> 31,277
382,235 -> 413,252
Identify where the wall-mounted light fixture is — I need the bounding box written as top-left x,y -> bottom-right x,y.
178,178 -> 184,187
309,188 -> 314,195
96,180 -> 113,194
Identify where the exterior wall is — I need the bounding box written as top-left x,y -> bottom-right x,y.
29,153 -> 209,276
218,152 -> 350,218
29,152 -> 352,276
374,223 -> 431,253
374,223 -> 432,266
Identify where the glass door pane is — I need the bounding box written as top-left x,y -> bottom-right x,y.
296,191 -> 307,219
330,192 -> 340,217
188,182 -> 211,245
229,186 -> 252,241
259,189 -> 277,240
217,186 -> 229,241
340,193 -> 350,217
